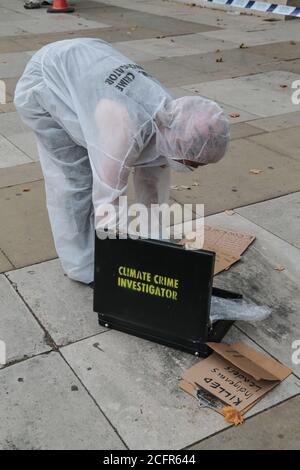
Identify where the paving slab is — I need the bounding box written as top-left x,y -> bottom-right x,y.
199,211 -> 300,373
169,87 -> 260,123
183,71 -> 299,117
171,209 -> 300,284
0,6 -> 31,23
250,111 -> 300,132
189,394 -> 300,450
0,161 -> 42,189
248,127 -> 300,162
140,2 -> 278,31
113,37 -> 201,60
7,259 -> 106,346
140,57 -> 209,87
0,77 -> 18,102
0,180 -> 56,268
167,33 -> 236,54
0,274 -> 50,367
0,250 -> 13,273
201,23 -> 300,46
170,138 -> 300,215
0,102 -> 16,113
236,192 -> 300,249
0,112 -> 30,135
278,59 -> 300,74
0,134 -> 31,168
0,132 -> 39,162
77,5 -> 220,35
0,38 -> 24,54
246,41 -> 300,62
0,52 -> 31,78
168,48 -> 277,76
229,122 -> 266,140
0,352 -> 125,450
9,26 -> 173,47
0,112 -> 39,161
113,42 -> 157,63
0,16 -> 110,38
61,326 -> 300,450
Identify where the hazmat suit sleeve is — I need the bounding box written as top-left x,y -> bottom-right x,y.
133,165 -> 170,207
90,98 -> 154,236
133,165 -> 171,239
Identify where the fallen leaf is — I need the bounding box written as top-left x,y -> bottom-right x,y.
22,188 -> 30,192
274,265 -> 285,272
239,43 -> 248,49
223,406 -> 244,426
249,169 -> 263,175
280,84 -> 288,88
225,209 -> 235,216
171,185 -> 191,191
229,112 -> 240,118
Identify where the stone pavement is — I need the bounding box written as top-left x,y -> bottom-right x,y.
0,0 -> 300,450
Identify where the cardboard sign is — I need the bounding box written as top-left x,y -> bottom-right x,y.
181,225 -> 256,275
204,244 -> 240,275
204,225 -> 255,258
180,342 -> 292,414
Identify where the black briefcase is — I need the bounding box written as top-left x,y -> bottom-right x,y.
93,234 -> 242,357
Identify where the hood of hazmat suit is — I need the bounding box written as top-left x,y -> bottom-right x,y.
14,38 -> 229,283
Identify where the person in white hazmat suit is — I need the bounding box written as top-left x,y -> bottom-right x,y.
14,38 -> 229,285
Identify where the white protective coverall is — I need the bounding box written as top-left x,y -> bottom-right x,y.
14,38 -> 229,284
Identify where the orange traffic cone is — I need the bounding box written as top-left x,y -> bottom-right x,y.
47,0 -> 74,13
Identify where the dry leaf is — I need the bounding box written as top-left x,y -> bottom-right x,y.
274,265 -> 285,272
225,209 -> 235,216
223,406 -> 244,426
239,43 -> 248,49
171,185 -> 191,191
229,112 -> 240,118
22,188 -> 30,192
249,169 -> 263,175
280,84 -> 288,89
